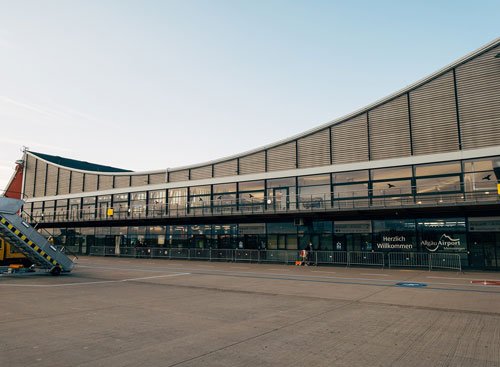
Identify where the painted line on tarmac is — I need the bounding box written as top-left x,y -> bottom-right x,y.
427,276 -> 500,281
361,273 -> 389,276
75,264 -> 500,291
0,272 -> 190,287
311,271 -> 337,274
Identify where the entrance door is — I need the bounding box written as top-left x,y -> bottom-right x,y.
273,188 -> 289,211
468,233 -> 499,270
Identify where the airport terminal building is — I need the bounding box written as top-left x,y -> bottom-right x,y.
5,38 -> 500,270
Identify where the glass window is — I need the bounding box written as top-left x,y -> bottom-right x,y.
371,166 -> 412,180
332,170 -> 368,184
98,195 -> 111,202
372,219 -> 417,251
298,185 -> 330,209
149,190 -> 166,203
168,188 -> 187,206
416,176 -> 461,194
417,218 -> 466,252
333,183 -> 369,199
146,226 -> 166,246
113,193 -> 128,202
463,158 -> 499,172
83,196 -> 96,204
239,191 -> 265,204
190,185 -> 211,196
131,192 -> 146,201
267,177 -> 296,188
189,186 -> 211,208
267,222 -> 296,234
298,174 -> 330,186
372,180 -> 412,196
239,180 -> 264,191
415,162 -> 461,176
213,183 -> 236,193
464,172 -> 497,192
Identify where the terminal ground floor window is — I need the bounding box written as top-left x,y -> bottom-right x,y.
45,216 -> 500,270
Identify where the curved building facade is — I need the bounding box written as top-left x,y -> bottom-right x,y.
6,38 -> 500,270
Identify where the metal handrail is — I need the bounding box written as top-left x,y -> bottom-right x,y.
25,184 -> 499,224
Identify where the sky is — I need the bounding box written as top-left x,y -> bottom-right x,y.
0,0 -> 498,191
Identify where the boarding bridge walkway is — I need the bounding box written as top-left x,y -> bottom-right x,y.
0,197 -> 74,275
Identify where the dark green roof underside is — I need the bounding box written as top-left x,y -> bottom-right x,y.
29,151 -> 132,173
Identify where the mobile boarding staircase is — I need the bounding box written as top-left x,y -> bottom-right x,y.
0,197 -> 75,275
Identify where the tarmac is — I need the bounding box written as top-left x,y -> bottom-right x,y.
1,256 -> 500,367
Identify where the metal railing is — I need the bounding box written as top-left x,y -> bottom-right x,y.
348,251 -> 385,268
388,252 -> 462,271
26,186 -> 500,224
87,246 -> 463,271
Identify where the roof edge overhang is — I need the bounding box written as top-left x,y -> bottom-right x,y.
27,151 -> 166,176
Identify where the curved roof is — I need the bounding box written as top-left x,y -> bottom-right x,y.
29,151 -> 132,173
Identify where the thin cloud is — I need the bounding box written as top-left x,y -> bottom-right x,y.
0,95 -> 67,122
0,137 -> 71,152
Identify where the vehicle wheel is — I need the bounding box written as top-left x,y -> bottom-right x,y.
50,266 -> 61,276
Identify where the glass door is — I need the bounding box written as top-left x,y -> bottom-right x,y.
273,188 -> 289,211
468,233 -> 499,270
